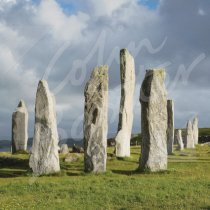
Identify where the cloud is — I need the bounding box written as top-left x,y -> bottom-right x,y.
0,0 -> 210,140
88,0 -> 132,17
0,0 -> 16,11
198,8 -> 205,16
37,0 -> 89,42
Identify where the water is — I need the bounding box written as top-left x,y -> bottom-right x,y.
0,147 -> 10,152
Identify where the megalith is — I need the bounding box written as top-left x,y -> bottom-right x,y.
175,129 -> 184,151
84,65 -> 108,173
29,80 -> 60,175
192,117 -> 199,145
184,120 -> 194,148
167,100 -> 174,155
115,49 -> 135,157
12,100 -> 28,154
60,144 -> 69,155
140,69 -> 168,172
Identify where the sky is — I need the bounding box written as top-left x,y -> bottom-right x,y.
0,0 -> 210,140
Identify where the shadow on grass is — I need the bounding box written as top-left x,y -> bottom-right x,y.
115,157 -> 139,164
0,156 -> 29,178
111,169 -> 138,176
112,167 -> 176,176
0,156 -> 30,178
66,172 -> 83,176
0,169 -> 27,178
0,157 -> 29,169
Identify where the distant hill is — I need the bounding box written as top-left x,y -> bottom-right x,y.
59,138 -> 83,147
0,128 -> 210,152
0,140 -> 11,152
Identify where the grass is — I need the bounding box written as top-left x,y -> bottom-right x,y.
198,128 -> 210,136
0,146 -> 210,210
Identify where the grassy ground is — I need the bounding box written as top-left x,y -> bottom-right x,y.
198,128 -> 210,136
0,146 -> 210,210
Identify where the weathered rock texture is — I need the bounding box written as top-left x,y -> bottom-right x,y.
84,66 -> 108,173
29,80 -> 60,175
12,100 -> 28,154
175,129 -> 184,151
192,117 -> 199,145
60,144 -> 69,155
167,100 -> 174,155
115,49 -> 135,157
140,69 -> 168,172
184,120 -> 195,148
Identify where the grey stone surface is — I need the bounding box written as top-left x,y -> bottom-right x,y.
140,69 -> 168,172
192,117 -> 199,145
84,65 -> 108,173
115,49 -> 135,157
175,129 -> 184,151
60,144 -> 69,155
29,80 -> 60,175
167,100 -> 174,155
12,100 -> 28,154
184,120 -> 195,149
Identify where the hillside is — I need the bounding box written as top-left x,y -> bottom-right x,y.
1,128 -> 210,152
0,145 -> 210,209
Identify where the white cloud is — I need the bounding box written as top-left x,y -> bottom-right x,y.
0,0 -> 16,11
0,0 -> 210,139
37,0 -> 89,42
88,0 -> 132,16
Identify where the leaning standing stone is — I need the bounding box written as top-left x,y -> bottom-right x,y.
184,120 -> 194,149
192,117 -> 199,145
115,49 -> 135,157
140,69 -> 168,172
167,100 -> 174,155
84,65 -> 108,173
12,100 -> 28,154
29,80 -> 60,175
175,129 -> 184,151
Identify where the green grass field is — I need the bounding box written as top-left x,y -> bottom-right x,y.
0,145 -> 210,210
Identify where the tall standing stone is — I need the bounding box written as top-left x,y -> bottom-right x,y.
140,69 -> 168,172
29,80 -> 60,175
175,129 -> 184,151
12,100 -> 28,154
184,120 -> 194,148
84,66 -> 108,173
115,49 -> 135,157
167,100 -> 174,155
192,117 -> 199,145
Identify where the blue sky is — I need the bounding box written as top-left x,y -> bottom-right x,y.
32,0 -> 161,15
137,0 -> 160,10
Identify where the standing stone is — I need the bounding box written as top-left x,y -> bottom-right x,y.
192,117 -> 199,145
167,100 -> 174,155
140,69 -> 168,172
29,80 -> 60,175
184,120 -> 194,148
115,49 -> 135,157
84,65 -> 108,173
12,100 -> 28,154
175,129 -> 184,151
60,144 -> 69,155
